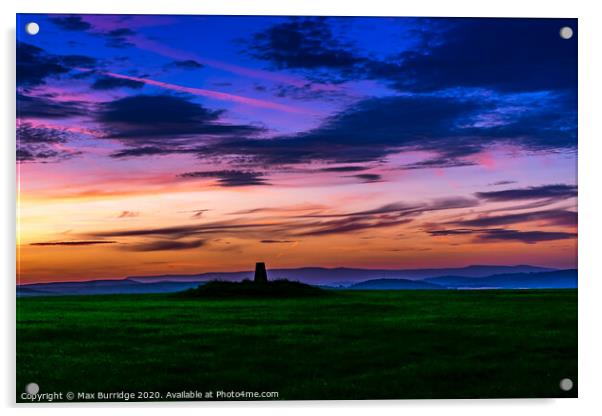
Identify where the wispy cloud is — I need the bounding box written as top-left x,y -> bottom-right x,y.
428,228 -> 576,244
346,173 -> 382,183
91,76 -> 145,90
489,180 -> 517,186
91,70 -> 312,114
123,239 -> 206,252
260,239 -> 296,244
30,240 -> 117,246
17,122 -> 82,163
117,211 -> 140,218
448,209 -> 577,228
130,35 -> 340,92
88,197 -> 479,245
178,170 -> 270,187
476,184 -> 577,202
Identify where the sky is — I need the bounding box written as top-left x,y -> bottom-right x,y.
16,14 -> 578,283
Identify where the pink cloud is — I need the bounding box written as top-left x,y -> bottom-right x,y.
26,85 -> 105,103
130,36 -> 341,93
19,119 -> 103,138
96,70 -> 314,114
81,15 -> 177,32
474,152 -> 497,169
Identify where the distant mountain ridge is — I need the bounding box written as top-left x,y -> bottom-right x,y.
16,265 -> 566,297
424,269 -> 577,289
127,264 -> 553,284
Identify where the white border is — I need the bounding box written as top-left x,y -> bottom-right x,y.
3,1 -> 601,415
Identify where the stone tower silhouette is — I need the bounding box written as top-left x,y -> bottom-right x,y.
254,262 -> 268,283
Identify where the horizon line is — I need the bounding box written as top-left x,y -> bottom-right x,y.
17,263 -> 571,286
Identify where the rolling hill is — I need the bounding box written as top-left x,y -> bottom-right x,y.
17,265 -> 571,296
424,269 -> 577,289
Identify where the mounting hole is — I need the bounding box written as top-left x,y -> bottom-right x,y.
25,382 -> 39,395
559,378 -> 574,391
25,22 -> 40,36
559,26 -> 573,40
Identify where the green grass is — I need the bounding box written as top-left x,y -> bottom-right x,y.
16,290 -> 577,401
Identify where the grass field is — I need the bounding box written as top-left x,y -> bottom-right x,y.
16,290 -> 577,401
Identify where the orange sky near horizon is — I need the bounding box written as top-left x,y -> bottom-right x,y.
17,149 -> 577,284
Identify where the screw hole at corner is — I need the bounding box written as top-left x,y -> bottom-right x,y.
559,26 -> 573,40
25,22 -> 40,36
559,378 -> 573,391
25,382 -> 39,394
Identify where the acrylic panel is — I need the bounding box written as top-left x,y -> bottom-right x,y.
16,14 -> 577,402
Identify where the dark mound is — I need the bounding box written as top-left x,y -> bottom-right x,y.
177,279 -> 327,298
